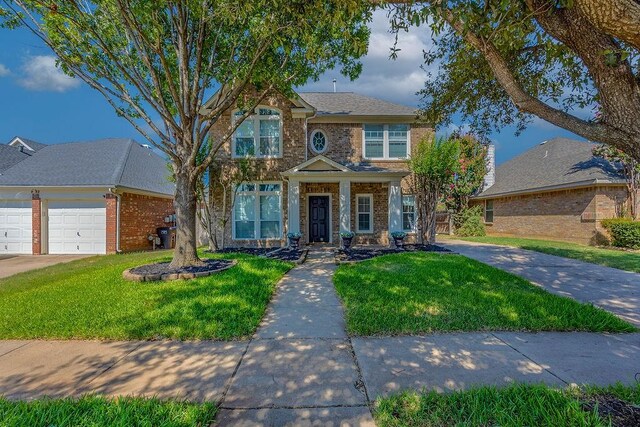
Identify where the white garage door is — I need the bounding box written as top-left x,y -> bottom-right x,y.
48,201 -> 106,254
0,201 -> 32,254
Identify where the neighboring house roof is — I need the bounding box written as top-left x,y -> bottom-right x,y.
9,136 -> 48,152
299,92 -> 416,117
475,138 -> 626,199
0,138 -> 175,196
0,145 -> 32,173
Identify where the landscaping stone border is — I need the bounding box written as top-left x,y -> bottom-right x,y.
123,259 -> 237,282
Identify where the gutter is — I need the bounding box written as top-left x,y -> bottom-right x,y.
472,179 -> 626,200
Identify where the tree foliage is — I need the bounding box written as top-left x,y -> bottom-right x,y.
409,136 -> 460,243
1,0 -> 372,266
445,133 -> 487,213
388,0 -> 640,161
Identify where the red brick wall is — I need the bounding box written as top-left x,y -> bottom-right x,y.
105,194 -> 118,254
472,185 -> 630,245
31,192 -> 41,255
118,192 -> 174,252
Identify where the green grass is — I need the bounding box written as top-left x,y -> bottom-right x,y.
333,252 -> 635,335
0,396 -> 216,427
0,250 -> 291,340
375,383 -> 640,427
449,235 -> 640,273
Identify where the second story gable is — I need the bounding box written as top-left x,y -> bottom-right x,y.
209,88 -> 432,174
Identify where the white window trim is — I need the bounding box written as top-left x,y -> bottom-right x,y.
484,200 -> 494,224
232,181 -> 283,240
362,124 -> 411,160
402,194 -> 417,233
231,106 -> 283,159
356,193 -> 374,234
309,129 -> 328,154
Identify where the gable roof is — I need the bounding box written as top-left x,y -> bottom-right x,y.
9,136 -> 47,152
299,92 -> 416,117
0,138 -> 175,196
476,138 -> 626,199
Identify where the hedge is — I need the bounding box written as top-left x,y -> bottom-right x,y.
601,218 -> 640,249
455,206 -> 486,237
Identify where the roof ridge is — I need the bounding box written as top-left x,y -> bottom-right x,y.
112,139 -> 136,185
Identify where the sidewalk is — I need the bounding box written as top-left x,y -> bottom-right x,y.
440,239 -> 640,327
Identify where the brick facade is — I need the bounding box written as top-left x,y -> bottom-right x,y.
472,185 -> 630,245
118,192 -> 174,252
31,191 -> 41,255
208,88 -> 435,247
105,193 -> 118,254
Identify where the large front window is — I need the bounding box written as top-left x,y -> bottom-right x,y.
234,183 -> 282,239
233,107 -> 282,158
363,124 -> 409,159
356,194 -> 373,233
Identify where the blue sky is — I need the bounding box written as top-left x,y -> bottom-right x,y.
0,10 -> 582,165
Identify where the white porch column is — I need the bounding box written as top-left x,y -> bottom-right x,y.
287,179 -> 300,234
339,179 -> 351,232
388,180 -> 402,232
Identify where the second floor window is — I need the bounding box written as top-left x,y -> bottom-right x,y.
233,107 -> 282,158
363,124 -> 410,159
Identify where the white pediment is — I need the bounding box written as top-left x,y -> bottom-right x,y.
285,155 -> 352,173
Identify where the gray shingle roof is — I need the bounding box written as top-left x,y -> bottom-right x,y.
476,138 -> 625,198
299,92 -> 416,117
0,138 -> 175,196
0,145 -> 31,172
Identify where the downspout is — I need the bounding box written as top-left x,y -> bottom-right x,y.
109,187 -> 121,253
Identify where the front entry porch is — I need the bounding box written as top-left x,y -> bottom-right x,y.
282,155 -> 412,247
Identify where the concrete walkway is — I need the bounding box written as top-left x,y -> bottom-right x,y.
0,255 -> 91,279
0,248 -> 639,426
441,239 -> 640,327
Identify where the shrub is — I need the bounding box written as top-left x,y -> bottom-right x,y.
455,206 -> 486,237
601,219 -> 640,249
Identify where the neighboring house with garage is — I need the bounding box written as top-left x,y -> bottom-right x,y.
206,89 -> 432,247
0,136 -> 174,255
472,138 -> 630,245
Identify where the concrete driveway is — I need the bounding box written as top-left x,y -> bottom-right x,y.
0,255 -> 91,279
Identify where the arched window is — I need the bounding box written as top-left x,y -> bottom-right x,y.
233,107 -> 282,158
310,129 -> 328,154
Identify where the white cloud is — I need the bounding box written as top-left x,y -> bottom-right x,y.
300,9 -> 433,107
18,55 -> 80,92
0,64 -> 9,77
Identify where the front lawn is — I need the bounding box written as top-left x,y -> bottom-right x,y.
333,253 -> 634,335
375,383 -> 640,427
0,251 -> 291,340
450,235 -> 640,273
0,396 -> 216,427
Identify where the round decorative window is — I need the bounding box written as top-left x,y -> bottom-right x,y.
310,130 -> 328,154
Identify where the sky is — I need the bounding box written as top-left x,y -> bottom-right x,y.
0,9 -> 583,165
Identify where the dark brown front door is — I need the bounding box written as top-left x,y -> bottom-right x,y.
309,196 -> 330,243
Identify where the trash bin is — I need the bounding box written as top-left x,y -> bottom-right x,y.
157,226 -> 176,249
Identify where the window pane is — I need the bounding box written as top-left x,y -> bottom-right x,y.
260,221 -> 280,239
237,183 -> 255,192
312,131 -> 327,153
358,196 -> 370,211
234,195 -> 255,221
364,124 -> 384,158
258,108 -> 279,116
235,119 -> 254,156
402,195 -> 415,231
259,119 -> 280,156
235,221 -> 255,239
358,214 -> 370,231
389,124 -> 408,158
260,195 -> 280,221
259,184 -> 280,192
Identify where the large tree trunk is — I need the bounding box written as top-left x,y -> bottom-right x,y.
170,170 -> 203,268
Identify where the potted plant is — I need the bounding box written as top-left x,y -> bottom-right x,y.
390,231 -> 407,249
287,232 -> 302,249
340,231 -> 355,249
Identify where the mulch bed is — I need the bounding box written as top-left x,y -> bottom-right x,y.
212,247 -> 307,263
123,259 -> 236,282
581,394 -> 640,426
335,244 -> 452,263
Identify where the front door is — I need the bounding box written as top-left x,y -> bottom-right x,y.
309,196 -> 330,243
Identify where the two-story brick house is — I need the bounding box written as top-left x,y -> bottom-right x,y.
209,90 -> 433,247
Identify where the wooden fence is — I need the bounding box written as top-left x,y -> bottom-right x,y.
435,211 -> 453,235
